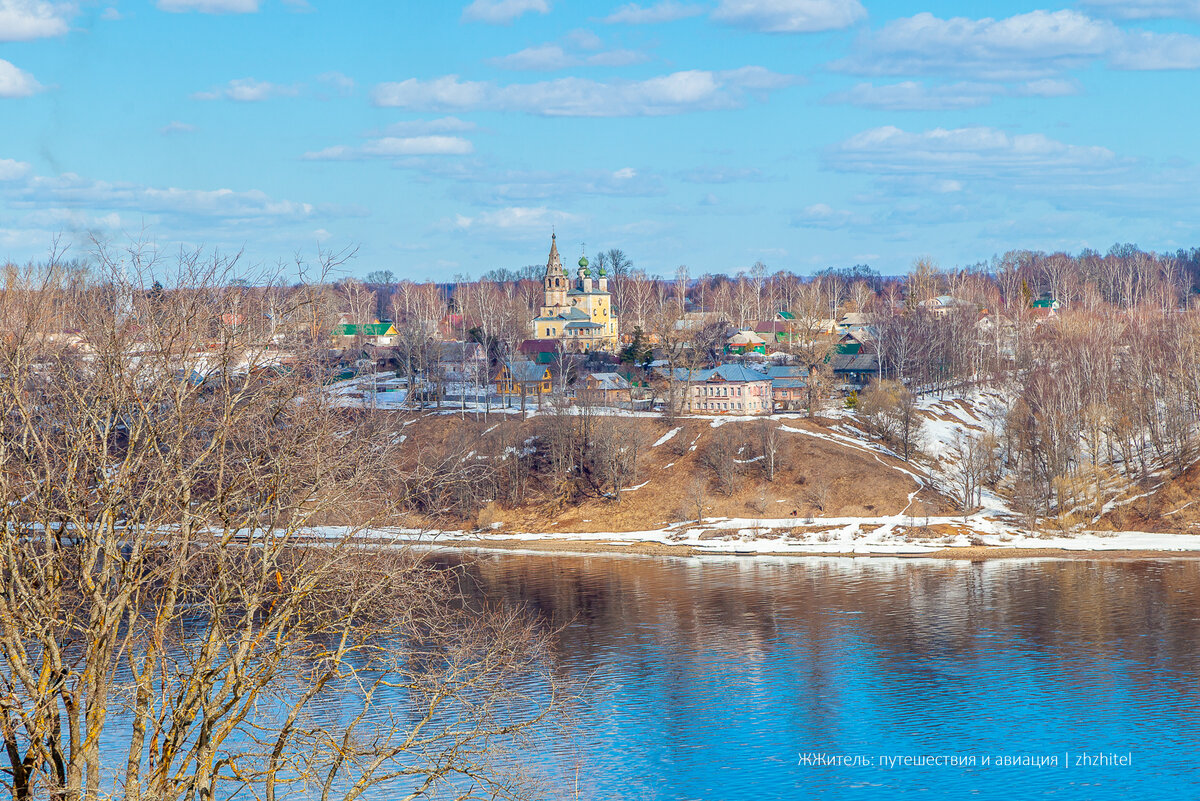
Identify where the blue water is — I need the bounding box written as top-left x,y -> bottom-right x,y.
447,553 -> 1200,800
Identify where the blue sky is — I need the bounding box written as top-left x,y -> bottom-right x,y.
3,0 -> 1200,278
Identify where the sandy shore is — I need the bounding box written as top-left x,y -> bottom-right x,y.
420,537 -> 1200,560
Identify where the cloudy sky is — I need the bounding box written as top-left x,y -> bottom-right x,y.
2,0 -> 1199,277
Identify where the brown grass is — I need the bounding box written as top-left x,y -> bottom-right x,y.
390,412 -> 956,533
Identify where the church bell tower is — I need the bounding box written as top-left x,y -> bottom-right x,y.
542,232 -> 567,314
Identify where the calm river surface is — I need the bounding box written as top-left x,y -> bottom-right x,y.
439,551 -> 1200,800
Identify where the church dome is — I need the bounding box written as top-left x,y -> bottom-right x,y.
578,255 -> 589,268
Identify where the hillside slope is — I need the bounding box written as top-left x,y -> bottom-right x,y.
390,410 -> 950,534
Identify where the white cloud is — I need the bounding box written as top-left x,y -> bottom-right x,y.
604,1 -> 704,23
158,0 -> 259,12
1082,0 -> 1200,20
678,166 -> 764,183
316,71 -> 355,97
41,179 -> 314,220
712,0 -> 866,32
0,0 -> 72,41
488,167 -> 664,200
0,166 -> 366,259
0,159 -> 31,181
371,67 -> 796,116
160,121 -> 197,135
566,29 -> 603,49
452,206 -> 581,233
1023,78 -> 1079,96
606,0 -> 863,30
19,208 -> 130,231
825,79 -> 1078,110
0,169 -> 321,224
383,117 -> 477,136
834,10 -> 1200,79
827,126 -> 1122,177
491,44 -> 574,71
817,127 -> 1200,236
1111,30 -> 1200,69
827,81 -> 992,110
585,49 -> 647,67
461,0 -> 549,24
792,203 -> 864,229
303,136 -> 475,160
375,76 -> 488,110
386,159 -> 665,201
192,78 -> 299,102
0,59 -> 42,98
490,42 -> 648,70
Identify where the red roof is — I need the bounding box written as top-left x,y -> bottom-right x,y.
519,339 -> 561,354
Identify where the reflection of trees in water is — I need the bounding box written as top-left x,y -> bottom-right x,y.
419,553 -> 1200,798
449,554 -> 1200,706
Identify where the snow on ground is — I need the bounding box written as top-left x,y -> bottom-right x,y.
652,427 -> 681,447
918,388 -> 1009,461
345,514 -> 1200,555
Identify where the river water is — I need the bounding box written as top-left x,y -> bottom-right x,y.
441,551 -> 1200,800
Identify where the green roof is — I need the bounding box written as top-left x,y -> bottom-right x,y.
777,311 -> 795,320
337,323 -> 396,336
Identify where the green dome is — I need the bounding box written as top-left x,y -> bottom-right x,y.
578,255 -> 589,268
598,266 -> 607,276
582,267 -> 591,278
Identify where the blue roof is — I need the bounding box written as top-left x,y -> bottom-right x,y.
587,372 -> 630,390
766,365 -> 809,379
504,361 -> 549,382
659,364 -> 768,383
709,364 -> 769,382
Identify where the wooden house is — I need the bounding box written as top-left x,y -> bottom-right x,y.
578,372 -> 633,406
495,361 -> 552,397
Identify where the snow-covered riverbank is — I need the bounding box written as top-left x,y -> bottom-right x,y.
346,514 -> 1200,556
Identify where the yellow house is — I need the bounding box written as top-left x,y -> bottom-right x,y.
494,361 -> 552,396
532,234 -> 619,352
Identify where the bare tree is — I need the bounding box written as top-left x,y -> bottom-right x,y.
701,426 -> 741,496
859,380 -> 924,461
805,477 -> 832,513
946,430 -> 992,513
0,250 -> 560,801
757,419 -> 780,482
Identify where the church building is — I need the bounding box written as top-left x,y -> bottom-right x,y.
532,233 -> 619,352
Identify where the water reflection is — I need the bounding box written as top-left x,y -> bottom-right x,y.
438,553 -> 1200,800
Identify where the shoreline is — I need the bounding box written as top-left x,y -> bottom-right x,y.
404,536 -> 1200,561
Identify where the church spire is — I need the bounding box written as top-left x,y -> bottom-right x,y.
546,232 -> 563,276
